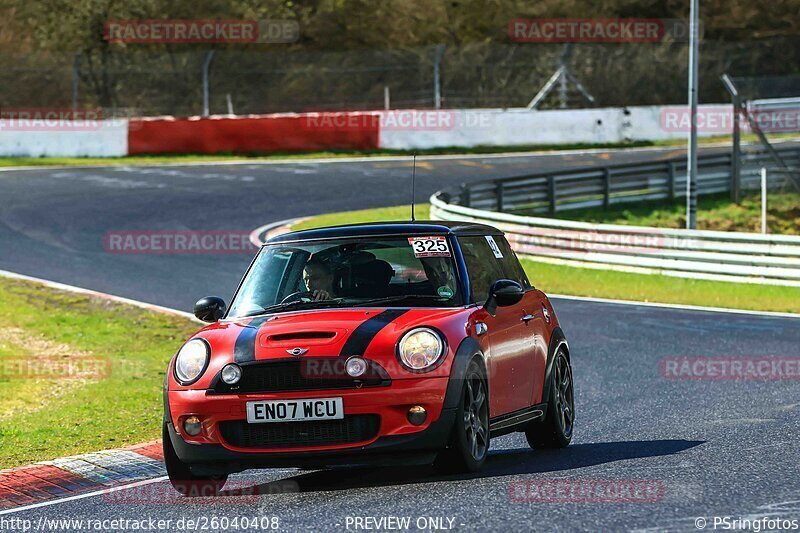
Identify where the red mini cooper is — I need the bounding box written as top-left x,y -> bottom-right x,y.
163,221 -> 574,495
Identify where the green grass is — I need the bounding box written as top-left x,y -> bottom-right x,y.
0,135 -> 766,168
519,259 -> 800,313
292,204 -> 800,314
2,133 -> 797,168
650,131 -> 800,147
556,191 -> 800,235
0,143 -> 654,168
0,278 -> 197,468
292,204 -> 431,231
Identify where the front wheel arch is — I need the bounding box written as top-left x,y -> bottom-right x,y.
527,344 -> 574,449
541,327 -> 569,406
442,336 -> 489,411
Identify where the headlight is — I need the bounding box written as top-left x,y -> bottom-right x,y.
397,328 -> 445,372
174,339 -> 210,384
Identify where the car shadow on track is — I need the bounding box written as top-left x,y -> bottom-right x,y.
220,439 -> 704,496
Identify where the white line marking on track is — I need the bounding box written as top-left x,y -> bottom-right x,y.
0,476 -> 169,516
0,269 -> 197,321
250,219 -> 800,319
3,140 -> 786,172
249,217 -> 306,247
8,259 -> 791,322
550,293 -> 800,319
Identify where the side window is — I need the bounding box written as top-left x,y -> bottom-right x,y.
458,236 -> 504,304
494,236 -> 531,288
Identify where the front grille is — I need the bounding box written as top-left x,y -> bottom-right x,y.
211,359 -> 390,394
219,415 -> 380,449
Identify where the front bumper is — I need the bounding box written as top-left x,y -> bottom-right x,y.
166,377 -> 456,475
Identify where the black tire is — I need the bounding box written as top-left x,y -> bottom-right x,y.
526,348 -> 574,449
163,422 -> 228,497
434,359 -> 490,473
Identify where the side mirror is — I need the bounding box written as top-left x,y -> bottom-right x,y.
194,296 -> 226,323
484,280 -> 524,316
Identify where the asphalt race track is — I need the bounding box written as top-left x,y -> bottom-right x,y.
1,146 -> 799,531
0,145 -> 721,310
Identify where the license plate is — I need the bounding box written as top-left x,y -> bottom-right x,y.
246,397 -> 343,424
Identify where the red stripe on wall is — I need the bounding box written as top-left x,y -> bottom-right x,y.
128,113 -> 380,155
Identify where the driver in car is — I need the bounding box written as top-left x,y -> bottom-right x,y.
303,256 -> 337,301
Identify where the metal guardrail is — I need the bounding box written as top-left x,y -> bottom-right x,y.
431,145 -> 800,285
444,146 -> 800,215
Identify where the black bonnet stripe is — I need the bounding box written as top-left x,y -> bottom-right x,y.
233,316 -> 271,363
339,309 -> 409,357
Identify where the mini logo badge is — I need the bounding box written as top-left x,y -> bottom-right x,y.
542,306 -> 551,323
287,347 -> 308,357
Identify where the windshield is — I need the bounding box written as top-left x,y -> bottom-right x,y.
227,236 -> 463,317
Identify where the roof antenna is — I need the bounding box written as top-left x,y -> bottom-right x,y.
411,153 -> 417,222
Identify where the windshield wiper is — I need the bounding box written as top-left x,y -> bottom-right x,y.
352,294 -> 449,307
237,294 -> 450,317
239,298 -> 346,318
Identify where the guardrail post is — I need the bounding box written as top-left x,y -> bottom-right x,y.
460,184 -> 471,208
202,50 -> 216,118
547,176 -> 556,216
495,181 -> 504,212
602,168 -> 611,209
731,94 -> 742,204
722,74 -> 743,204
668,161 -> 677,200
71,53 -> 81,111
433,44 -> 446,109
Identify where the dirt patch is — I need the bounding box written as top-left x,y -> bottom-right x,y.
0,327 -> 104,420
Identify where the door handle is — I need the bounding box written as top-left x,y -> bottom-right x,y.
521,314 -> 534,323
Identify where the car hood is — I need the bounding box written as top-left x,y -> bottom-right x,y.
197,306 -> 468,363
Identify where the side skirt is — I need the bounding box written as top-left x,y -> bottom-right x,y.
489,403 -> 547,438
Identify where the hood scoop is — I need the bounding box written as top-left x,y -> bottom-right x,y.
268,331 -> 336,341
259,329 -> 345,348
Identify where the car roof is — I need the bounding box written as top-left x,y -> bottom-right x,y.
266,220 -> 503,244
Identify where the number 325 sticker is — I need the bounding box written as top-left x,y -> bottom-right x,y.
408,236 -> 451,257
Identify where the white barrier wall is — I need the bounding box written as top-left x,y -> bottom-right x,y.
430,192 -> 800,287
0,106 -> 736,157
378,105 -> 731,150
0,119 -> 128,157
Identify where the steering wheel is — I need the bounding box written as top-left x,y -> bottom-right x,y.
280,291 -> 315,304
